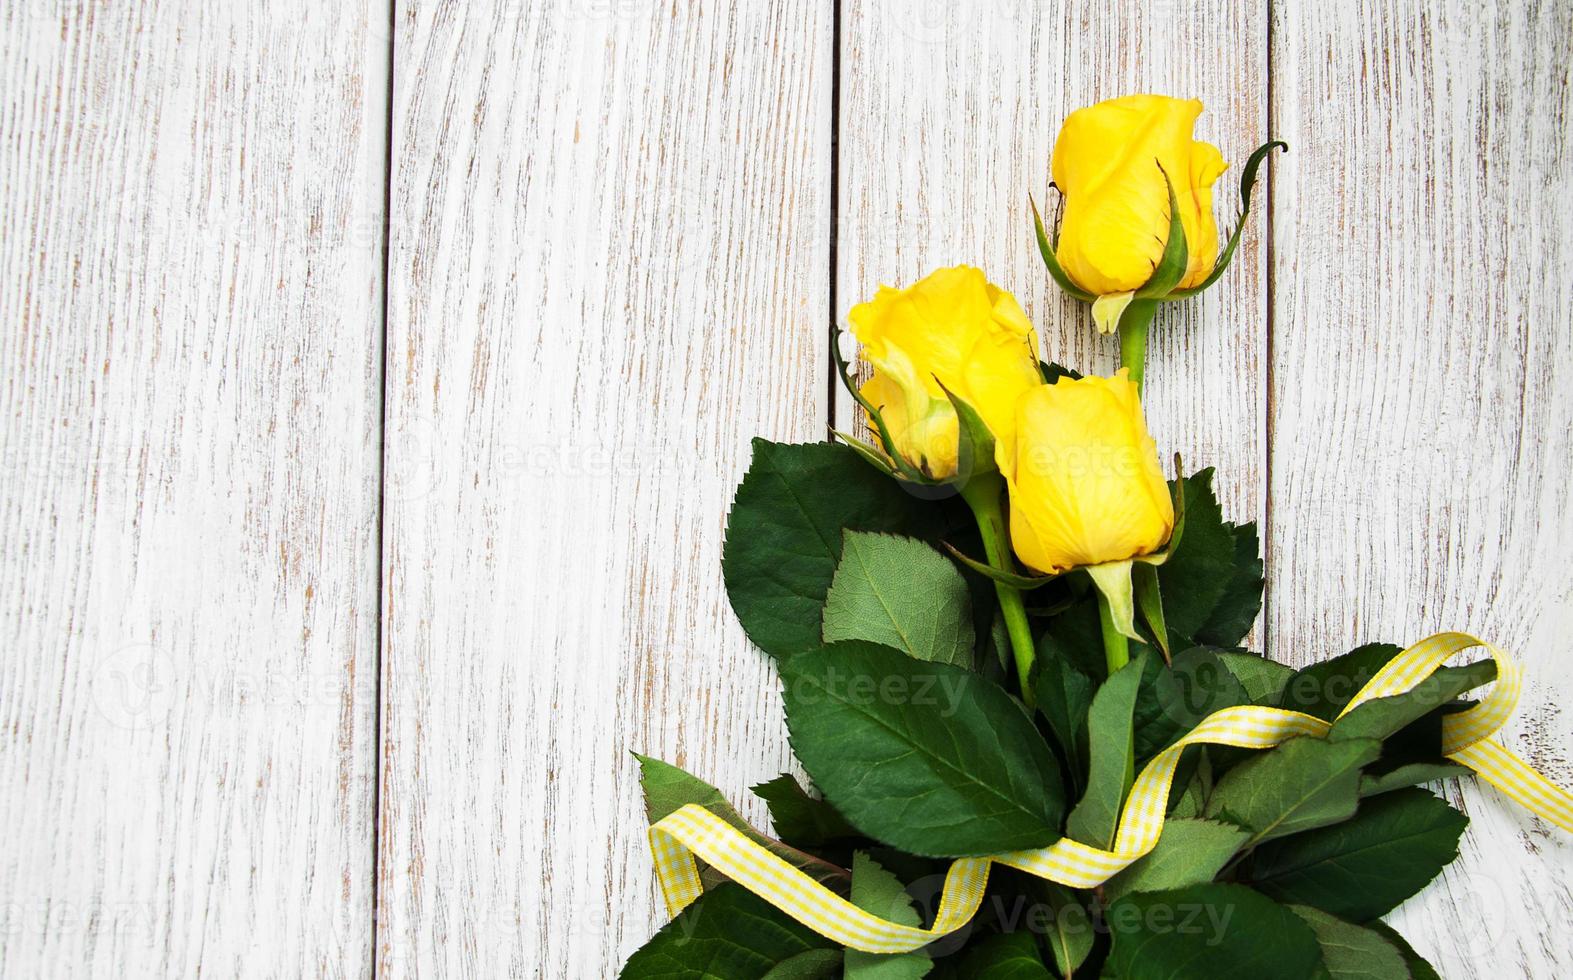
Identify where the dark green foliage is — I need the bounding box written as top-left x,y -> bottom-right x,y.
780,642 -> 1065,856
723,440 -> 948,659
1246,788 -> 1468,920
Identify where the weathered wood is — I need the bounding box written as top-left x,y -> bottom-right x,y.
838,0 -> 1270,646
1269,1 -> 1573,975
377,2 -> 832,974
0,2 -> 388,976
4,1 -> 1569,974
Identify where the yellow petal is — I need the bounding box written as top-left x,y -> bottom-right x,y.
1179,140 -> 1228,287
848,265 -> 1040,479
1005,370 -> 1173,573
1050,95 -> 1228,296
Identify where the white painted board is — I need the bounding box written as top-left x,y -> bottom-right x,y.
377,2 -> 832,975
0,2 -> 388,976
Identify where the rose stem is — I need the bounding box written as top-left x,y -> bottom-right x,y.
960,473 -> 1037,707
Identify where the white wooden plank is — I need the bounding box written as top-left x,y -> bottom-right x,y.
839,0 -> 1270,632
1269,2 -> 1573,975
378,2 -> 832,975
0,2 -> 388,977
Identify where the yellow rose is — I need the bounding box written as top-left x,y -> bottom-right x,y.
1003,370 -> 1173,573
849,265 -> 1041,479
1052,94 -> 1227,296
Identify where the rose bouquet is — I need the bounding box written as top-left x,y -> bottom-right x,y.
621,96 -> 1571,979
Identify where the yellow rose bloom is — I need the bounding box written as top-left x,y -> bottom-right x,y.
1003,370 -> 1173,573
849,266 -> 1041,479
1052,94 -> 1228,296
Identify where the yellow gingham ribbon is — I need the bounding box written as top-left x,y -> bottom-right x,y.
645,632 -> 1573,953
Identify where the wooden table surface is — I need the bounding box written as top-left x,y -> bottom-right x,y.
2,1 -> 1570,976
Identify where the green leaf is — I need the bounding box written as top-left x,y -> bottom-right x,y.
636,752 -> 740,825
844,852 -> 932,980
1033,635 -> 1096,782
1276,644 -> 1402,721
1155,470 -> 1262,650
619,883 -> 836,979
1105,883 -> 1323,980
1037,593 -> 1108,678
724,440 -> 945,658
1193,522 -> 1264,648
953,932 -> 1054,979
943,931 -> 1057,975
1215,652 -> 1295,703
1247,788 -> 1467,920
1067,652 -> 1148,848
851,853 -> 924,929
751,774 -> 860,849
1167,750 -> 1213,819
1133,562 -> 1171,660
1359,761 -> 1469,798
986,610 -> 1012,674
1288,905 -> 1409,980
1169,140 -> 1287,299
1329,661 -> 1496,743
1131,647 -> 1251,762
1163,459 -> 1188,554
1103,819 -> 1250,902
780,641 -> 1065,856
1365,921 -> 1442,980
1204,736 -> 1382,845
760,950 -> 844,979
635,755 -> 849,888
1027,880 -> 1095,977
1029,195 -> 1095,302
823,532 -> 974,667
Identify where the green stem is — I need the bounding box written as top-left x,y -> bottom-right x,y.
1095,587 -> 1130,677
1096,588 -> 1137,797
960,474 -> 1037,707
1117,299 -> 1160,393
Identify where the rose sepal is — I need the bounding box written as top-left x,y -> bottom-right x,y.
1085,559 -> 1142,644
830,326 -> 1013,487
1029,194 -> 1095,302
828,428 -> 897,477
941,541 -> 1061,590
830,326 -> 930,483
935,377 -> 999,484
1081,457 -> 1187,653
1133,166 -> 1191,300
1133,561 -> 1171,662
1067,167 -> 1191,340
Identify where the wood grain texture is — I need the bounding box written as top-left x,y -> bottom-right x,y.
1269,1 -> 1573,975
4,0 -> 1570,974
0,2 -> 388,977
377,2 -> 831,975
838,0 -> 1270,577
